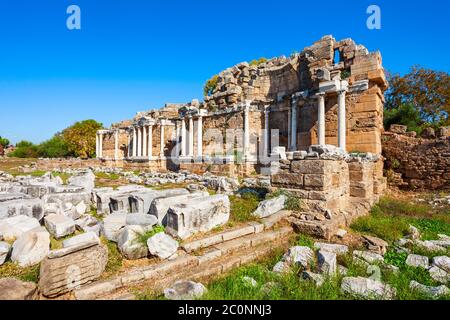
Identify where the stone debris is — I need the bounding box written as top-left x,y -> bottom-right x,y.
0,198 -> 44,221
428,266 -> 450,284
341,277 -> 396,300
125,213 -> 158,228
166,194 -> 230,239
0,215 -> 40,241
0,241 -> 11,265
362,235 -> 389,255
302,271 -> 325,286
252,195 -> 286,218
117,225 -> 149,260
432,256 -> 450,273
272,261 -> 291,274
407,225 -> 421,240
405,254 -> 429,269
75,215 -> 102,236
317,250 -> 337,275
39,242 -> 108,298
147,232 -> 179,259
11,227 -> 50,267
62,231 -> 100,248
282,246 -> 314,269
415,240 -> 446,253
67,170 -> 95,193
164,280 -> 207,300
409,281 -> 450,299
314,242 -> 349,255
0,278 -> 37,300
353,250 -> 384,264
242,276 -> 258,288
102,212 -> 127,242
44,214 -> 76,239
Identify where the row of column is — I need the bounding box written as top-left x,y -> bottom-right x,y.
316,90 -> 347,150
128,125 -> 157,159
179,115 -> 203,158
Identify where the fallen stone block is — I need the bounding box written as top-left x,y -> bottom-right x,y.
0,198 -> 44,221
432,256 -> 450,273
62,231 -> 100,248
406,254 -> 429,269
166,195 -> 230,240
102,212 -> 127,242
353,250 -> 384,264
362,235 -> 389,255
252,195 -> 286,218
341,277 -> 396,300
409,281 -> 449,299
283,246 -> 314,269
0,215 -> 41,241
428,266 -> 450,284
11,227 -> 50,267
314,242 -> 349,255
67,170 -> 95,193
302,271 -> 325,286
317,250 -> 337,275
149,191 -> 209,225
125,213 -> 158,228
44,214 -> 76,239
117,225 -> 149,260
0,241 -> 11,265
39,242 -> 108,298
164,280 -> 207,300
0,278 -> 37,300
147,232 -> 179,259
129,188 -> 189,215
75,215 -> 102,236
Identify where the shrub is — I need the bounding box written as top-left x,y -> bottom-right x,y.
203,75 -> 219,97
249,57 -> 268,66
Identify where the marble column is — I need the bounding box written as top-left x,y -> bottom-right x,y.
148,125 -> 153,159
142,126 -> 147,157
114,130 -> 119,160
132,127 -> 137,157
160,124 -> 165,158
175,122 -> 181,157
317,93 -> 326,146
264,106 -> 270,157
197,116 -> 203,158
181,118 -> 187,157
137,127 -> 142,157
287,108 -> 291,150
98,133 -> 103,158
96,133 -> 99,158
243,103 -> 250,160
188,116 -> 194,157
338,90 -> 347,151
291,98 -> 298,151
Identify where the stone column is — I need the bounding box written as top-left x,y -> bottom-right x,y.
291,97 -> 298,151
287,108 -> 291,150
127,131 -> 131,158
188,116 -> 194,157
243,102 -> 250,160
148,125 -> 153,159
114,130 -> 119,160
338,90 -> 347,151
160,124 -> 165,158
175,122 -> 181,157
264,106 -> 270,157
181,118 -> 186,157
142,126 -> 147,157
197,116 -> 203,158
317,93 -> 326,146
137,127 -> 142,157
98,133 -> 103,158
95,133 -> 99,158
132,127 -> 137,157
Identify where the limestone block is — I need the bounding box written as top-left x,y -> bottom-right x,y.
0,278 -> 37,300
432,256 -> 450,273
102,212 -> 127,242
147,232 -> 179,259
0,215 -> 41,241
314,242 -> 349,255
125,213 -> 158,227
117,225 -> 149,260
341,277 -> 396,300
318,250 -> 337,275
129,189 -> 189,215
39,243 -> 108,298
164,280 -> 207,300
0,241 -> 11,265
11,227 -> 50,267
166,195 -> 230,240
68,170 -> 95,193
44,214 -> 76,239
409,281 -> 449,300
252,195 -> 286,218
283,246 -> 314,269
0,198 -> 44,221
62,232 -> 100,248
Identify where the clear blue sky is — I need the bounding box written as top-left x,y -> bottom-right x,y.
0,0 -> 449,144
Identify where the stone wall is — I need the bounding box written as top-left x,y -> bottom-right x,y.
382,125 -> 450,190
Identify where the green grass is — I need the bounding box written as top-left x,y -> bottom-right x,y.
268,189 -> 303,211
95,172 -> 120,180
351,196 -> 450,242
52,172 -> 71,184
101,237 -> 123,277
0,262 -> 40,283
295,233 -> 315,249
229,193 -> 261,223
136,225 -> 166,246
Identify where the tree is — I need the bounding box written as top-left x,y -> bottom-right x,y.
62,120 -> 103,158
203,75 -> 219,97
384,103 -> 424,134
385,66 -> 450,125
8,141 -> 39,158
0,136 -> 9,148
37,134 -> 71,158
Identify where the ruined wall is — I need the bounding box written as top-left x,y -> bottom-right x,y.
382,126 -> 450,190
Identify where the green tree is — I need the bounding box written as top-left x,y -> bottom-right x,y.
8,141 -> 39,158
62,120 -> 103,158
384,103 -> 424,134
385,67 -> 450,125
203,75 -> 219,97
0,136 -> 9,148
37,134 -> 71,158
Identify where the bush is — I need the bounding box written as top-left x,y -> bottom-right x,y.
37,135 -> 71,158
203,75 -> 219,97
384,103 -> 424,134
249,57 -> 267,66
8,140 -> 39,158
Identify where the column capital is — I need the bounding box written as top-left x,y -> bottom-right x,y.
315,92 -> 326,98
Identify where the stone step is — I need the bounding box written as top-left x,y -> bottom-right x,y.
74,225 -> 293,300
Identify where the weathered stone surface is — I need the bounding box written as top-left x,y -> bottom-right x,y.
0,241 -> 11,265
125,213 -> 158,228
62,232 -> 100,248
272,260 -> 291,273
428,266 -> 450,284
406,254 -> 429,269
147,232 -> 179,259
68,170 -> 95,192
0,278 -> 37,300
341,277 -> 396,300
164,280 -> 207,300
362,235 -> 389,255
317,250 -> 337,275
75,215 -> 102,236
149,192 -> 209,225
0,198 -> 44,221
242,276 -> 258,288
415,240 -> 446,253
102,212 -> 127,242
129,188 -> 189,215
166,195 -> 230,239
44,214 -> 76,239
314,242 -> 349,255
302,271 -> 325,286
117,225 -> 149,260
409,281 -> 449,299
39,243 -> 108,298
0,215 -> 40,241
283,246 -> 314,269
353,250 -> 384,264
252,195 -> 286,218
432,256 -> 450,273
11,227 -> 50,267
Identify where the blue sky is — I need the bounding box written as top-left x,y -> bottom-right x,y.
0,0 -> 449,144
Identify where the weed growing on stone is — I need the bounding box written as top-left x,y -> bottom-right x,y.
229,194 -> 261,223
136,225 -> 166,246
0,262 -> 40,283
